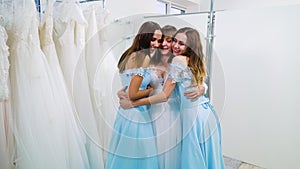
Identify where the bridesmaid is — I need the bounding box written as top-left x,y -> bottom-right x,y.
121,27 -> 225,169
105,21 -> 162,169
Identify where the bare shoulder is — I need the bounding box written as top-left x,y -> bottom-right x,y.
125,52 -> 137,69
172,55 -> 187,65
141,55 -> 151,68
129,52 -> 137,60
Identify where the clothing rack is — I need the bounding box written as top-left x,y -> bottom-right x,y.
35,0 -> 105,13
206,0 -> 215,99
144,9 -> 224,18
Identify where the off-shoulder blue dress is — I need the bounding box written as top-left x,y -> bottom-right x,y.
105,68 -> 159,169
169,62 -> 225,169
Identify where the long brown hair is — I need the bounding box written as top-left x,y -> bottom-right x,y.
150,25 -> 177,65
175,27 -> 207,84
118,21 -> 161,72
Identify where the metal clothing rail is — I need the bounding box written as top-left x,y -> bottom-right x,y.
144,9 -> 224,18
206,0 -> 215,99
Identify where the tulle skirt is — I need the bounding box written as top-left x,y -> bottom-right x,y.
0,102 -> 12,169
9,41 -> 89,169
105,106 -> 159,169
181,102 -> 225,169
150,96 -> 181,169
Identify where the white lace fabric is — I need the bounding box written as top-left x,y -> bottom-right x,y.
0,24 -> 9,101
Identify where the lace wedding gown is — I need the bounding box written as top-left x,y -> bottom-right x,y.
7,1 -> 89,168
82,4 -> 114,163
0,18 -> 12,169
53,0 -> 104,168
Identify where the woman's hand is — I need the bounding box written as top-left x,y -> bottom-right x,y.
119,97 -> 133,109
146,85 -> 154,95
117,86 -> 128,99
184,83 -> 207,101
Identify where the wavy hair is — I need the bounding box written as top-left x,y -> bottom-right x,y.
174,27 -> 207,84
118,21 -> 161,72
150,25 -> 177,65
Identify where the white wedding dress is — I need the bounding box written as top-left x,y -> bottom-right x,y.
53,0 -> 104,168
81,3 -> 117,163
0,18 -> 12,169
7,1 -> 89,168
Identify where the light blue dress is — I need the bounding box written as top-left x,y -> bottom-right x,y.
105,68 -> 159,169
148,67 -> 181,169
169,62 -> 225,169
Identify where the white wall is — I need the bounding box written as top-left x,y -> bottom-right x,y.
213,5 -> 300,169
105,0 -> 157,21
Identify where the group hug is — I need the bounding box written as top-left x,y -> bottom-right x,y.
105,21 -> 226,169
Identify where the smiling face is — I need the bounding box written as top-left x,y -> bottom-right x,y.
150,29 -> 163,55
172,32 -> 187,56
161,36 -> 173,55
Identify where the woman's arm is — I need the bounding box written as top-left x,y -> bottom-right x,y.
117,86 -> 128,99
121,78 -> 176,108
120,56 -> 185,108
184,83 -> 207,101
128,75 -> 153,100
127,54 -> 153,101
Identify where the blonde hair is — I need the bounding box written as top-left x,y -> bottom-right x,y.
174,27 -> 207,84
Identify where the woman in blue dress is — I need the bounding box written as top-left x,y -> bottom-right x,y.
121,27 -> 225,169
105,21 -> 162,169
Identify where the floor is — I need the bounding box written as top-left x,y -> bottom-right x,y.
224,156 -> 265,169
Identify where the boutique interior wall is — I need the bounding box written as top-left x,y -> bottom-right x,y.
211,4 -> 300,169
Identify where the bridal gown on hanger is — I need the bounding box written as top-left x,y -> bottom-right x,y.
0,17 -> 12,169
38,1 -> 93,167
53,0 -> 104,168
81,3 -> 117,163
7,1 -> 89,168
82,4 -> 108,163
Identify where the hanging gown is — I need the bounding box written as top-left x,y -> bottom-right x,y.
105,68 -> 159,169
38,1 -> 92,167
82,3 -> 105,154
53,1 -> 104,168
169,61 -> 225,169
148,66 -> 181,169
7,1 -> 89,168
0,19 -> 12,169
82,4 -> 117,163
